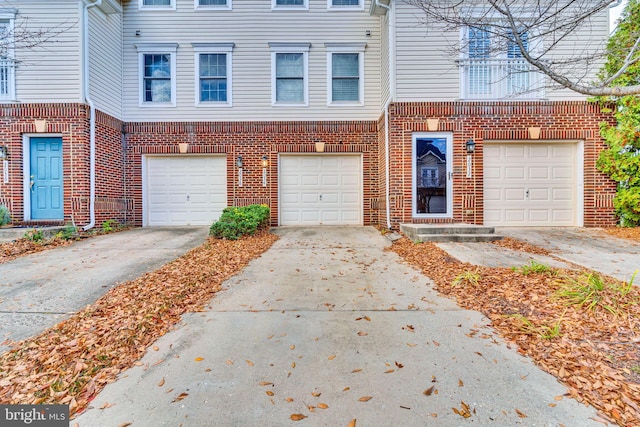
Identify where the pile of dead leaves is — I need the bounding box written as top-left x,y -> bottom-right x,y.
391,238 -> 640,427
0,237 -> 73,264
0,231 -> 278,416
604,227 -> 640,241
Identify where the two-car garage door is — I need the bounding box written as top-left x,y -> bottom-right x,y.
484,143 -> 579,226
145,156 -> 227,226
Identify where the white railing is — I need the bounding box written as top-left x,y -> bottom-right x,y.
459,58 -> 543,100
0,58 -> 15,100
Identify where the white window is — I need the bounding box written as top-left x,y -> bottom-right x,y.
193,43 -> 234,106
421,167 -> 439,187
136,43 -> 178,106
196,0 -> 231,10
326,43 -> 365,105
272,0 -> 308,9
269,42 -> 310,106
0,8 -> 16,101
460,26 -> 541,99
328,0 -> 362,10
139,0 -> 175,10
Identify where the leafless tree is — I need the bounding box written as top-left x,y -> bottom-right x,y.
404,0 -> 640,96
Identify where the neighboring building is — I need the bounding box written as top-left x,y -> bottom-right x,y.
0,0 -> 617,230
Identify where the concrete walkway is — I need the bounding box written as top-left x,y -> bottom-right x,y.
75,227 -> 601,426
0,227 -> 209,353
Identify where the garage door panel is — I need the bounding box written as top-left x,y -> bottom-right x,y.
484,143 -> 576,226
280,155 -> 362,226
145,156 -> 227,226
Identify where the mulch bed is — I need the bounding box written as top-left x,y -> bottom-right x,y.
0,231 -> 278,417
391,237 -> 640,426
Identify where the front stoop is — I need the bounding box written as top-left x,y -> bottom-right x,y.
399,223 -> 503,243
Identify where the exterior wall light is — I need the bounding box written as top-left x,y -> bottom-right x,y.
261,155 -> 269,168
236,156 -> 243,168
0,146 -> 8,160
236,155 -> 243,187
261,155 -> 269,187
465,139 -> 476,154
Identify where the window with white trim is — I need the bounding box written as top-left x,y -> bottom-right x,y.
460,26 -> 541,99
273,0 -> 307,9
136,43 -> 178,106
0,8 -> 16,101
139,0 -> 175,10
193,43 -> 234,106
196,0 -> 231,9
326,42 -> 365,105
328,0 -> 362,10
269,42 -> 310,106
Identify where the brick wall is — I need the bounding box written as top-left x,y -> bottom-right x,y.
0,103 -> 127,228
124,120 -> 379,226
381,101 -> 617,229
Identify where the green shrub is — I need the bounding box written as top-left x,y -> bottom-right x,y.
24,228 -> 44,243
102,219 -> 118,233
0,205 -> 10,226
210,204 -> 270,240
56,225 -> 78,240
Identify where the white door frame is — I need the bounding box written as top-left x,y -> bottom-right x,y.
412,132 -> 453,219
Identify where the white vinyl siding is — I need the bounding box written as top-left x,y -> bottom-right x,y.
0,9 -> 15,101
122,0 -> 380,122
380,10 -> 391,105
8,1 -> 81,103
393,1 -> 608,102
88,6 -> 123,119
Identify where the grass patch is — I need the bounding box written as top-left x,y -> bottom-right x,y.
511,260 -> 555,276
452,270 -> 481,287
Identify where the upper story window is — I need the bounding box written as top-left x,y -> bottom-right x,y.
193,43 -> 234,106
460,26 -> 542,99
328,0 -> 363,10
272,0 -> 308,10
139,0 -> 176,10
269,42 -> 310,106
0,8 -> 16,101
136,43 -> 178,106
196,0 -> 231,9
326,43 -> 365,105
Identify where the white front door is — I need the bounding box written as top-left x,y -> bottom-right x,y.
483,143 -> 579,226
279,154 -> 362,225
144,156 -> 227,226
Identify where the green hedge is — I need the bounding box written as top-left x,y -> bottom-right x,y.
209,204 -> 270,240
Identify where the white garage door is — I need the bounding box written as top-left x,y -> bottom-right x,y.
279,155 -> 362,225
484,143 -> 577,226
145,156 -> 227,226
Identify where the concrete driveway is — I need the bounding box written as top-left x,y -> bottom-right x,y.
74,227 -> 601,426
0,227 -> 209,353
438,227 -> 639,283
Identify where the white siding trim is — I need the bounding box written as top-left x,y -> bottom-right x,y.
326,42 -> 366,107
0,8 -> 16,101
195,0 -> 232,11
269,42 -> 311,107
192,42 -> 234,107
136,43 -> 178,107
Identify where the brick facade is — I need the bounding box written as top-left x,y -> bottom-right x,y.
0,100 -> 617,230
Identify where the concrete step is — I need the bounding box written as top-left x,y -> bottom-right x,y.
400,223 -> 503,243
413,233 -> 503,243
0,226 -> 67,243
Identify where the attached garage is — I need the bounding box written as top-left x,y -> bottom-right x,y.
483,142 -> 581,226
144,156 -> 227,226
279,154 -> 362,225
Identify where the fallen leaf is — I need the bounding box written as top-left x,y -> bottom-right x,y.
348,420 -> 357,427
357,331 -> 368,336
358,396 -> 372,402
384,369 -> 395,374
351,368 -> 362,373
395,361 -> 404,369
195,357 -> 204,362
515,408 -> 527,418
290,414 -> 307,421
157,378 -> 165,387
317,403 -> 329,409
246,360 -> 254,366
458,379 -> 464,387
266,391 -> 274,396
172,392 -> 188,403
342,387 -> 350,391
285,397 -> 294,402
99,402 -> 113,409
328,354 -> 336,360
452,401 -> 472,418
226,359 -> 234,365
290,345 -> 295,350
117,423 -> 132,427
291,362 -> 296,368
407,343 -> 417,347
259,381 -> 274,386
153,346 -> 159,351
423,386 -> 435,396
312,392 -> 322,397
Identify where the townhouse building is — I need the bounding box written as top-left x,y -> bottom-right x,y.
0,0 -> 617,229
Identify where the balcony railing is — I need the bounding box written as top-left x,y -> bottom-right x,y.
0,58 -> 15,100
459,58 -> 543,100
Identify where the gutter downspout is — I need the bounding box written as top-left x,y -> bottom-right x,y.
80,0 -> 101,231
384,0 -> 395,230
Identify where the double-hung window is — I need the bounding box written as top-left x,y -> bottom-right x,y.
196,0 -> 231,10
193,43 -> 233,106
0,8 -> 16,101
461,26 -> 540,99
139,0 -> 176,10
328,0 -> 362,10
269,42 -> 310,106
272,0 -> 308,10
326,43 -> 365,105
136,43 -> 178,106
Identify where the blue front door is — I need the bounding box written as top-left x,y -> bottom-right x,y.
30,137 -> 63,220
